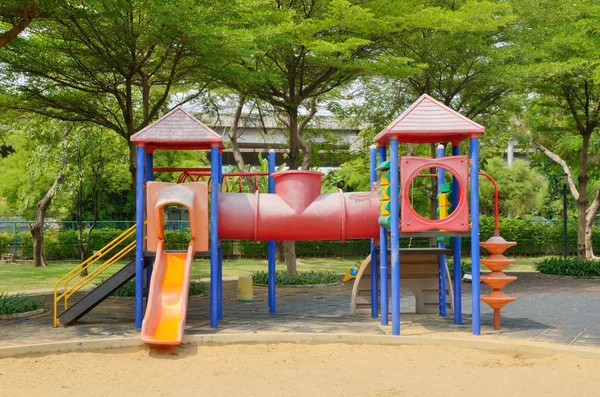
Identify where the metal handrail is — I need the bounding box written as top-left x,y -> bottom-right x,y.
53,224 -> 137,327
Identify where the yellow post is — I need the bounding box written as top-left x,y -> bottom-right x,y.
237,276 -> 254,302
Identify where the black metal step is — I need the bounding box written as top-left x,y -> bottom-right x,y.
57,258 -> 150,326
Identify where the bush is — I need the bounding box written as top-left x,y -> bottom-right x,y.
535,257 -> 600,278
0,232 -> 10,255
109,279 -> 209,298
448,260 -> 471,278
0,293 -> 44,315
251,270 -> 340,286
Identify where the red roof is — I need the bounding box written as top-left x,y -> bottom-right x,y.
130,106 -> 224,150
373,94 -> 485,145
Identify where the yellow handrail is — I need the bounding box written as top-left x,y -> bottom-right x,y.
53,225 -> 137,327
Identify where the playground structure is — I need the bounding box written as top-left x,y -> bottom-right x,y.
52,94 -> 517,344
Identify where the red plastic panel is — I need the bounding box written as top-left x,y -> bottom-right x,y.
400,156 -> 469,232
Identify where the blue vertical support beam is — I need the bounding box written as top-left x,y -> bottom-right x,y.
470,138 -> 481,335
378,144 -> 388,325
389,137 -> 400,335
437,143 -> 447,318
217,150 -> 223,320
210,145 -> 219,328
134,145 -> 145,329
451,144 -> 462,324
369,145 -> 378,318
267,149 -> 276,313
145,150 -> 154,303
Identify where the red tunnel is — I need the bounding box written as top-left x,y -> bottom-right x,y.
218,171 -> 380,241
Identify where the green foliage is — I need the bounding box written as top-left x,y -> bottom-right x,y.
480,157 -> 545,217
0,293 -> 43,315
222,240 -> 371,259
109,279 -> 208,298
5,218 -> 600,260
251,270 -> 339,286
448,260 -> 471,279
0,232 -> 9,254
536,257 -> 600,278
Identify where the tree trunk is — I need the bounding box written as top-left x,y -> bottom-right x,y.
228,96 -> 256,192
30,141 -> 69,267
281,107 -> 301,273
30,224 -> 46,267
584,188 -> 600,259
128,140 -> 137,195
284,241 -> 297,275
275,241 -> 285,262
287,108 -> 299,170
577,134 -> 591,260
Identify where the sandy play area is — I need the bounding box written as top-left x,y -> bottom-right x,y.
1,343 -> 599,397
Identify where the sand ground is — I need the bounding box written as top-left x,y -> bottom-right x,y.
1,343 -> 599,397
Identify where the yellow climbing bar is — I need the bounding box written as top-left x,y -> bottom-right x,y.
53,224 -> 137,327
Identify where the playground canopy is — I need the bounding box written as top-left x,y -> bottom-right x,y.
372,94 -> 485,145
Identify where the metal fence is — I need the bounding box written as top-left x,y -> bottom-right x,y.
0,220 -> 191,260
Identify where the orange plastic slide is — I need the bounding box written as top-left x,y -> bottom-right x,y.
141,240 -> 194,345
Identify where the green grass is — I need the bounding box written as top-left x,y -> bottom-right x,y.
189,257 -> 363,279
0,255 -> 540,292
0,260 -> 131,292
0,293 -> 44,315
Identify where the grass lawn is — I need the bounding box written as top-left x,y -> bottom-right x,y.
462,256 -> 544,272
0,255 -> 542,292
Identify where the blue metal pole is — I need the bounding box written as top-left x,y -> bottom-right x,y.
390,138 -> 400,335
470,138 -> 481,335
369,145 -> 378,318
452,144 -> 462,325
218,151 -> 223,321
145,151 -> 154,304
210,145 -> 219,328
437,143 -> 447,318
218,242 -> 223,320
379,145 -> 388,325
267,149 -> 276,313
134,145 -> 145,329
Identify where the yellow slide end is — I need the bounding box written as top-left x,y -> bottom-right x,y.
141,241 -> 194,345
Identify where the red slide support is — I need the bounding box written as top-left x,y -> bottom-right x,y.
218,171 -> 380,241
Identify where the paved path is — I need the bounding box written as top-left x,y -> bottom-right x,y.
1,273 -> 599,348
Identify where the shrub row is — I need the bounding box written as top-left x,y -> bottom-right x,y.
535,257 -> 600,278
1,218 -> 598,260
251,270 -> 340,286
0,293 -> 44,315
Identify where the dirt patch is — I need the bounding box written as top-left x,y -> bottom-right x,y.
1,343 -> 599,397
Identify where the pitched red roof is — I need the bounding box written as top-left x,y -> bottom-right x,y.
130,106 -> 224,150
373,94 -> 485,145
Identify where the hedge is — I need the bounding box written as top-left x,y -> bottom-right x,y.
536,257 -> 600,277
0,218 -> 598,260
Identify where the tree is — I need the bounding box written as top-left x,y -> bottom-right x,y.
509,0 -> 600,259
332,0 -> 511,244
201,0 -> 442,273
479,157 -> 545,217
0,0 -> 214,189
0,116 -> 74,266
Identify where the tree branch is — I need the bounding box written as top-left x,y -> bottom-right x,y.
531,141 -> 579,200
0,3 -> 35,49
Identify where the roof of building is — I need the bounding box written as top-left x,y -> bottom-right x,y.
130,107 -> 224,150
373,94 -> 485,145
